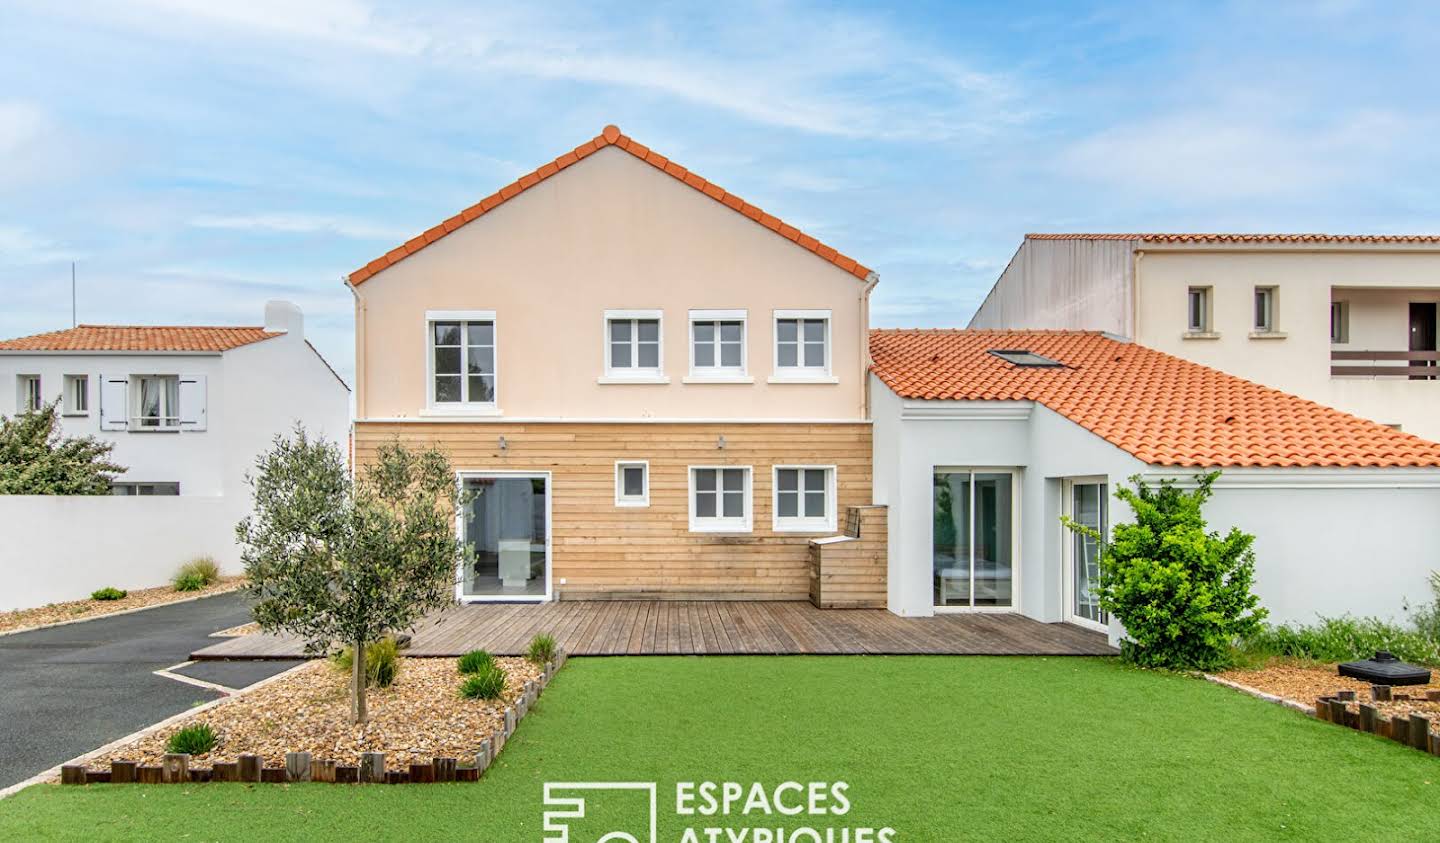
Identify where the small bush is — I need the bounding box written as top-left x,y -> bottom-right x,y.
332,637 -> 401,688
526,632 -> 558,666
172,556 -> 220,592
90,587 -> 127,601
459,664 -> 507,700
458,649 -> 496,675
167,723 -> 218,755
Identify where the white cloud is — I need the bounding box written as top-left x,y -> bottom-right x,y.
108,0 -> 425,54
0,225 -> 75,265
188,212 -> 412,242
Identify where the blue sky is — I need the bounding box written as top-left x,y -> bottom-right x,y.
2,1 -> 1437,383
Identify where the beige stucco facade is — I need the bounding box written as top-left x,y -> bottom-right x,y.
1134,244 -> 1440,441
351,146 -> 873,422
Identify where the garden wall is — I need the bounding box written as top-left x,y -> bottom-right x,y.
0,495 -> 241,610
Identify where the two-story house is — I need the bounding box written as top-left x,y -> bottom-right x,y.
348,126 -> 878,603
0,300 -> 350,604
968,233 -> 1440,441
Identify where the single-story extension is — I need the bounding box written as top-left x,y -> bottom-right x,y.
868,329 -> 1440,635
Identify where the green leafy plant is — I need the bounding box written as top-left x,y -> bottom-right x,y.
90,587 -> 127,601
238,428 -> 468,723
458,649 -> 495,675
332,636 -> 401,688
459,664 -> 507,700
1063,472 -> 1267,671
525,632 -> 558,666
172,556 -> 219,591
0,400 -> 123,495
166,723 -> 218,755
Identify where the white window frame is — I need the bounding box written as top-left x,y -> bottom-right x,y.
770,309 -> 837,384
931,466 -> 1023,614
129,375 -> 181,431
771,464 -> 837,532
685,309 -> 751,383
17,375 -> 41,412
615,460 -> 650,507
601,309 -> 667,383
425,310 -> 498,415
1253,286 -> 1277,333
63,374 -> 89,416
1061,476 -> 1110,633
1186,287 -> 1210,333
687,465 -> 753,533
1330,300 -> 1349,344
454,470 -> 553,603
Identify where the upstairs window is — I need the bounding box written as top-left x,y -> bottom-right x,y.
17,375 -> 41,412
429,312 -> 496,407
774,310 -> 830,378
1254,286 -> 1277,332
1187,287 -> 1210,332
689,310 -> 747,379
63,374 -> 88,415
605,310 -> 663,379
1331,301 -> 1350,344
133,375 -> 180,429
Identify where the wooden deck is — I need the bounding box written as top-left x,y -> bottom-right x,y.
191,601 -> 1115,659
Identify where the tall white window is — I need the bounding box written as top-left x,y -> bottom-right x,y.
773,465 -> 836,531
604,310 -> 663,379
688,310 -> 747,379
1331,301 -> 1349,343
132,376 -> 180,429
1187,287 -> 1210,332
689,466 -> 752,532
773,310 -> 830,379
429,313 -> 496,407
1254,286 -> 1277,332
615,460 -> 649,507
17,375 -> 41,412
63,375 -> 88,415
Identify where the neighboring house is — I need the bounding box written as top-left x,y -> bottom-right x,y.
869,329 -> 1440,631
967,234 -> 1440,441
0,300 -> 349,607
348,125 -> 879,603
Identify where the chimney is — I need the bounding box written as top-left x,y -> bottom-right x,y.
263,300 -> 305,338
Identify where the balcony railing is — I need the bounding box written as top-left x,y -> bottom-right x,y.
1332,350 -> 1440,378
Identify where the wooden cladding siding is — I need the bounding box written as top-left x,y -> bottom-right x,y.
353,422 -> 873,600
809,506 -> 887,609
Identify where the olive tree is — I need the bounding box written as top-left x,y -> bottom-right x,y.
0,400 -> 123,494
237,427 -> 466,722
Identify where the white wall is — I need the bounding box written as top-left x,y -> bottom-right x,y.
0,495 -> 238,610
968,237 -> 1137,335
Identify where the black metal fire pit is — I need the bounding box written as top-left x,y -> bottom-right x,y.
1338,651 -> 1432,686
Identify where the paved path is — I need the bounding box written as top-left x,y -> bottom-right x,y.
0,592 -> 292,789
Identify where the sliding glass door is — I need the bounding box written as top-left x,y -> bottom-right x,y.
933,470 -> 1015,609
1066,480 -> 1108,629
459,474 -> 550,601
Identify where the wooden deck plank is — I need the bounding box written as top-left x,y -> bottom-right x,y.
191,601 -> 1117,659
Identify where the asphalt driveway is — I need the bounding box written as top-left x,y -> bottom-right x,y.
0,592 -> 299,789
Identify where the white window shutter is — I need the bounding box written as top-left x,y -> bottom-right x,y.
100,377 -> 128,430
178,374 -> 207,431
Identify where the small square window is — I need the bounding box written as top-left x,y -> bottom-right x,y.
615,461 -> 649,507
17,375 -> 41,412
1254,286 -> 1277,332
1187,287 -> 1210,332
689,466 -> 752,532
773,466 -> 836,532
63,375 -> 88,415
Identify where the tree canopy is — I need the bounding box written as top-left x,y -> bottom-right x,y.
0,400 -> 124,495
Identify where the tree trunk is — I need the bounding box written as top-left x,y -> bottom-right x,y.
351,638 -> 368,724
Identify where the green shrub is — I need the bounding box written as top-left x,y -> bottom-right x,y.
1240,616 -> 1440,667
332,636 -> 401,688
459,664 -> 507,700
458,649 -> 495,675
172,556 -> 220,591
1063,472 -> 1267,671
526,632 -> 558,665
166,723 -> 218,755
90,587 -> 127,601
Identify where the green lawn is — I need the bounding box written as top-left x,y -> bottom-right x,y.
3,656 -> 1437,841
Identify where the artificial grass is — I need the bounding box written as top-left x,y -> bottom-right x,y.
3,656 -> 1438,841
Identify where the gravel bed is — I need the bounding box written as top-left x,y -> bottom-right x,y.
0,578 -> 246,634
1219,659 -> 1440,719
89,656 -> 542,769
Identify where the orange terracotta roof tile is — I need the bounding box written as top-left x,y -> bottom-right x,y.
347,125 -> 874,287
0,325 -> 281,353
1025,233 -> 1440,244
868,329 -> 1440,469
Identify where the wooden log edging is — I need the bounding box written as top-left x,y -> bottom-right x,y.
59,653 -> 565,786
